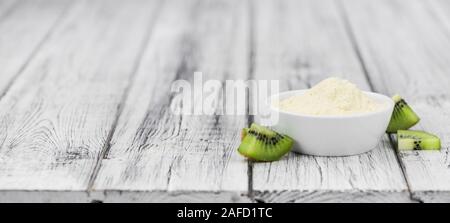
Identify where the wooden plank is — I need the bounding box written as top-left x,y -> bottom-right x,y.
0,0 -> 70,97
341,0 -> 450,202
0,0 -> 16,17
92,0 -> 250,202
251,0 -> 410,202
0,0 -> 160,202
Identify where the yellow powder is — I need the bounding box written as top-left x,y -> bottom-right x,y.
277,77 -> 383,116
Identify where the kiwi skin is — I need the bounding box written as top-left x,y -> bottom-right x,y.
386,95 -> 420,133
238,123 -> 293,162
397,130 -> 441,151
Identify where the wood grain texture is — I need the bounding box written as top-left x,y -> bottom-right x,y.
1,0 -> 449,203
251,0 -> 410,203
0,0 -> 160,199
0,0 -> 70,97
92,0 -> 251,202
341,0 -> 450,202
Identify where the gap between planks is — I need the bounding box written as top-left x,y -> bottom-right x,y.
90,0 -> 251,202
335,0 -> 417,202
246,0 -> 256,202
250,0 -> 410,203
0,0 -> 167,198
0,0 -> 73,101
86,0 -> 165,192
0,0 -> 430,202
338,0 -> 450,202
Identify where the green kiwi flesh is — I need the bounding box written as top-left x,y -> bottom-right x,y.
397,130 -> 441,150
386,95 -> 420,133
241,127 -> 249,141
238,123 -> 293,162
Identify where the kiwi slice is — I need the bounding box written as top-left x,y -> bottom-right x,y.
238,123 -> 293,162
241,127 -> 249,141
386,95 -> 420,133
397,130 -> 441,150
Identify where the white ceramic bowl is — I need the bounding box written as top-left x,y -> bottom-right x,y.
269,90 -> 394,156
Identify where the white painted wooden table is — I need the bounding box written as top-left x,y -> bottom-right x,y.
0,0 -> 449,203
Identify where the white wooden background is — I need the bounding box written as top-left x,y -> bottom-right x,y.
0,0 -> 448,203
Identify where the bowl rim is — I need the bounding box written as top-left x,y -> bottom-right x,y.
269,90 -> 395,119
